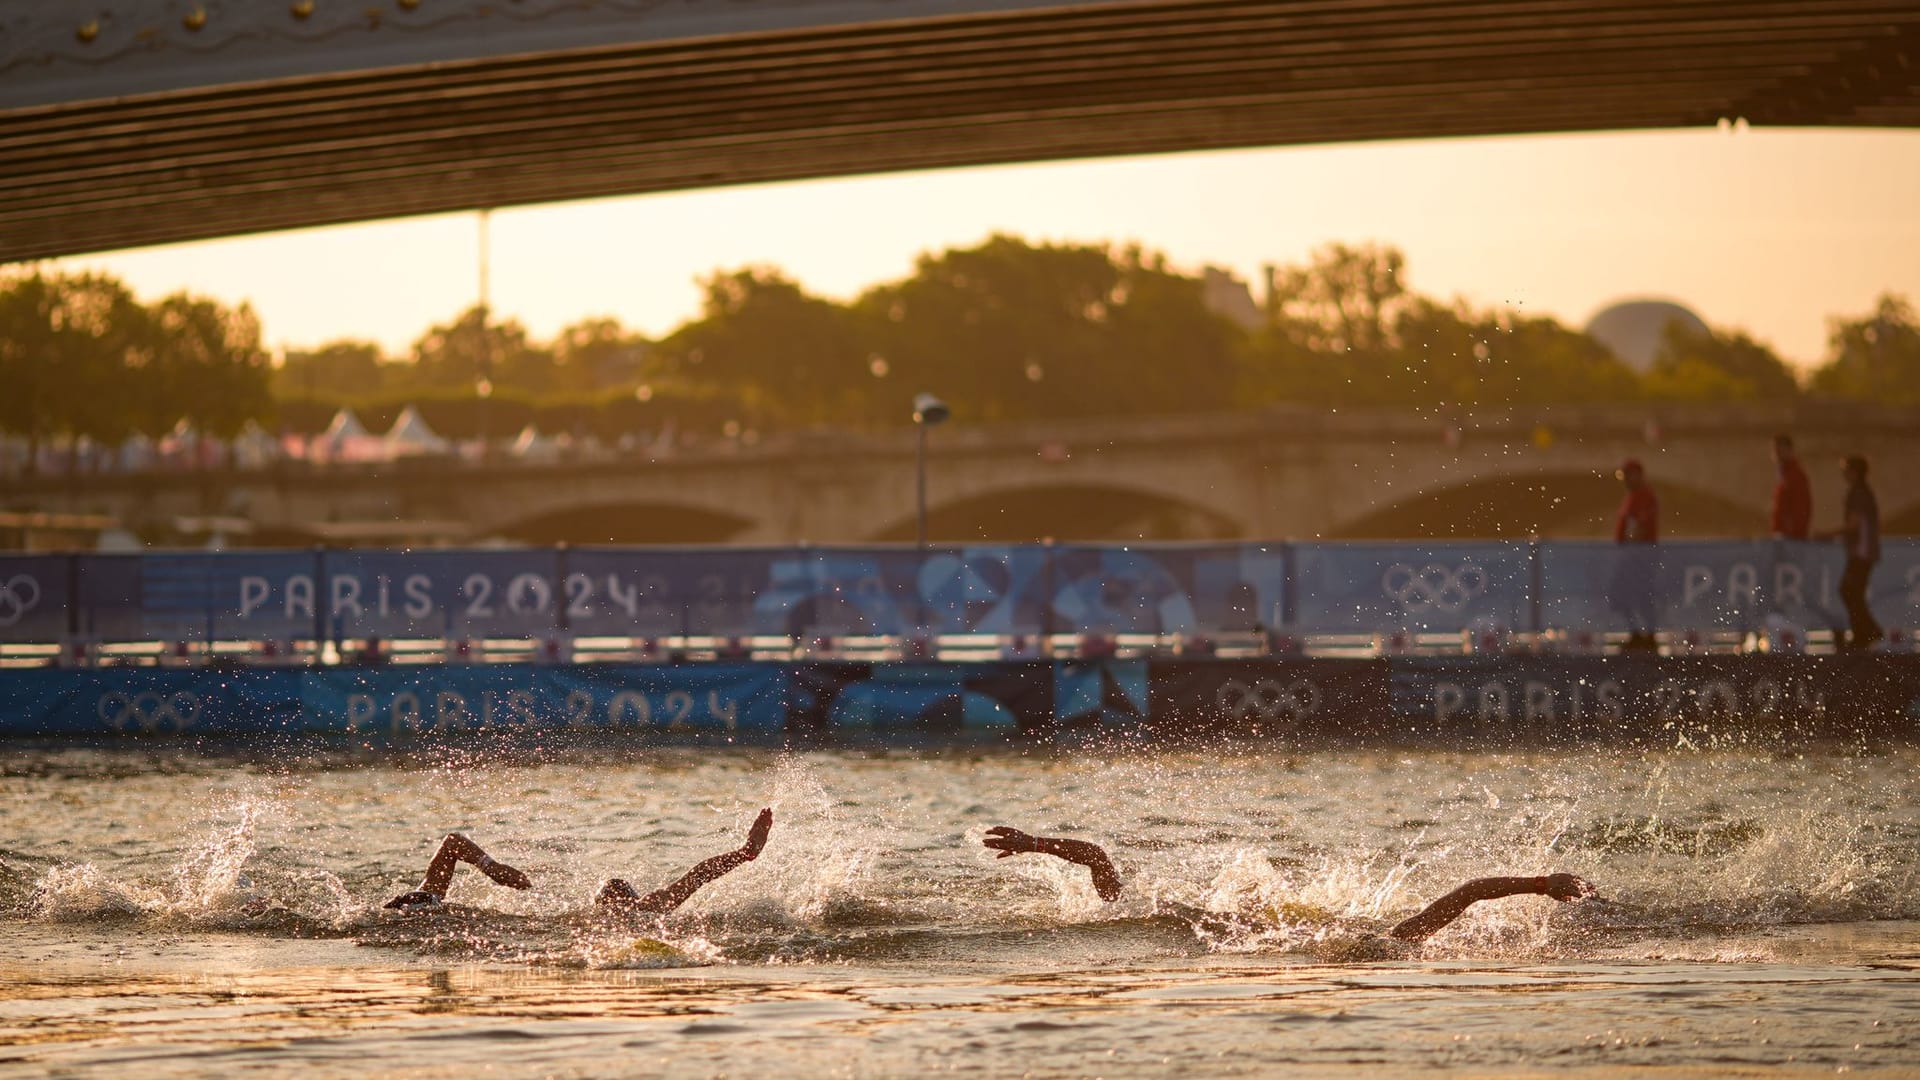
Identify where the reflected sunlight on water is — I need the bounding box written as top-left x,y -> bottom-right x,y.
4,745 -> 1919,1075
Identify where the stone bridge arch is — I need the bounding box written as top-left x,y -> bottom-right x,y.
866,481 -> 1247,543
488,501 -> 757,545
1306,433 -> 1788,541
1325,469 -> 1773,540
458,461 -> 785,542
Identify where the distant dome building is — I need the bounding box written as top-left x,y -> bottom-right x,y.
1584,298 -> 1710,372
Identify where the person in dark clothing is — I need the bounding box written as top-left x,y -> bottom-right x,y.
1818,455 -> 1883,650
1770,434 -> 1812,541
1611,459 -> 1660,651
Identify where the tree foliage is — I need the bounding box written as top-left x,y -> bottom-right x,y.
1238,244 -> 1644,408
0,270 -> 269,459
1809,294 -> 1920,406
858,236 -> 1238,423
1643,322 -> 1802,402
13,242 -> 1912,454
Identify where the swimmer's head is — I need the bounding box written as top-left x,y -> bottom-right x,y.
596,878 -> 642,907
383,890 -> 444,911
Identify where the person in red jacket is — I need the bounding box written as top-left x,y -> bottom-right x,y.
1613,459 -> 1659,544
1611,459 -> 1660,650
1770,434 -> 1812,540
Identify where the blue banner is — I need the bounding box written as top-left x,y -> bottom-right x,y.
1290,542 -> 1533,634
1046,544 -> 1286,634
304,663 -> 786,737
74,551 -> 319,643
1387,655 -> 1915,745
0,663 -> 786,739
0,554 -> 69,644
1540,540 -> 1920,636
3,540 -> 1914,646
1,659 -> 1915,743
558,548 -> 742,638
320,549 -> 564,641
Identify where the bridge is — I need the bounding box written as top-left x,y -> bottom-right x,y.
11,403 -> 1919,547
3,0 -> 1916,261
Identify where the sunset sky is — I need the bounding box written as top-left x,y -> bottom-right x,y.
53,126 -> 1920,370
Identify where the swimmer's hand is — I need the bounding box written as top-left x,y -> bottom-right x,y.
982,826 -> 1123,902
1542,873 -> 1597,903
476,856 -> 533,891
983,826 -> 1041,858
609,807 -> 775,915
741,808 -> 774,859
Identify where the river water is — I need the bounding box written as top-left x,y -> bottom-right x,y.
4,743 -> 1918,1077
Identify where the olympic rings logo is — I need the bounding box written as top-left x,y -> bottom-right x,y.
1381,563 -> 1487,613
0,574 -> 41,626
97,690 -> 202,732
1215,678 -> 1322,724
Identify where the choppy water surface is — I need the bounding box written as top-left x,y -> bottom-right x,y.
4,744 -> 1919,1077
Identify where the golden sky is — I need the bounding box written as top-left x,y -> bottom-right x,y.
55,126 -> 1920,369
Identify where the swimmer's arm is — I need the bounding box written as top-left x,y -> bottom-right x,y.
611,808 -> 773,915
387,833 -> 532,908
983,826 -> 1124,902
1388,873 -> 1595,942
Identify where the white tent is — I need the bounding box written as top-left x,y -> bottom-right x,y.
318,408 -> 382,463
384,405 -> 450,457
323,408 -> 369,441
510,424 -> 563,464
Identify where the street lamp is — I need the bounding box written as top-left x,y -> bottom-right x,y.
475,376 -> 493,464
912,392 -> 949,549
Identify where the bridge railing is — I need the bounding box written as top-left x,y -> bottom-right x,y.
0,540 -> 1914,658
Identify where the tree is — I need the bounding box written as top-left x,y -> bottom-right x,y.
1237,246 -> 1641,408
660,267 -> 870,428
856,234 -> 1239,423
1268,242 -> 1407,356
144,293 -> 273,440
0,270 -> 150,464
553,317 -> 652,394
1239,243 -> 1413,407
1644,323 -> 1800,402
277,340 -> 388,401
406,305 -> 555,396
1810,294 -> 1920,406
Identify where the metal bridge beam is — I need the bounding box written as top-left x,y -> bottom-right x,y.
1,1 -> 1914,261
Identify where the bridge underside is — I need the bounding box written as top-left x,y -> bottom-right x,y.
3,0 -> 1917,261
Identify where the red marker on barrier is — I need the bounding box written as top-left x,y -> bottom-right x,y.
1079,633 -> 1116,658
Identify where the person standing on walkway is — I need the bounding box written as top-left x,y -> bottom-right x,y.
1818,455 -> 1883,650
1770,434 -> 1812,541
1611,459 -> 1660,651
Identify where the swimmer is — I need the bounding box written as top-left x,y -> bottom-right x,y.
384,808 -> 773,915
982,825 -> 1595,942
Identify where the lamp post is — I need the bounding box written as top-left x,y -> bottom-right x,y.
475,207 -> 494,465
912,392 -> 949,549
475,376 -> 493,464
